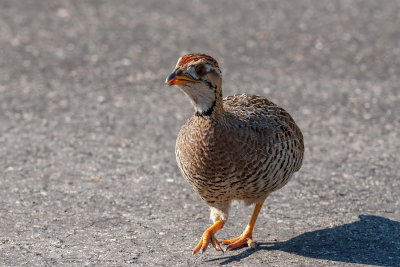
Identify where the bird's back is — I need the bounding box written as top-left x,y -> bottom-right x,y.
176,94 -> 304,204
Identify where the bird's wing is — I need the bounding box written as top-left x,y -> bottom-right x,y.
223,94 -> 304,160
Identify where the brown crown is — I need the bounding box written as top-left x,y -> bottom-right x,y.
177,53 -> 219,68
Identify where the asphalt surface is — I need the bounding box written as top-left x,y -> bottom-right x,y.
0,0 -> 399,266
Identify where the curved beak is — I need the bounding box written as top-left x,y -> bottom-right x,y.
165,68 -> 196,86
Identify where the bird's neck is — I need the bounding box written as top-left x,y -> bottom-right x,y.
194,94 -> 224,118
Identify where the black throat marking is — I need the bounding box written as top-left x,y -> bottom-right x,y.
195,80 -> 219,117
195,100 -> 216,117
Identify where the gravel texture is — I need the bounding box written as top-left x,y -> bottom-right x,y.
0,0 -> 399,266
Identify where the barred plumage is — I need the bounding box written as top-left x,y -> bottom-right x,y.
166,54 -> 304,254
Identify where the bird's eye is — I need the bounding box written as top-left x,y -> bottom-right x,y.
195,64 -> 207,77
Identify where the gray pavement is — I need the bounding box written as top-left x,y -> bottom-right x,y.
0,0 -> 399,266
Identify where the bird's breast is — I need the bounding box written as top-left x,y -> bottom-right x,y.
176,119 -> 230,180
175,99 -> 304,203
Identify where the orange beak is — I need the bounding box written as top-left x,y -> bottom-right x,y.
166,70 -> 196,86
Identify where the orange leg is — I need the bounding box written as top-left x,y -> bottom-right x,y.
222,202 -> 263,250
193,220 -> 224,255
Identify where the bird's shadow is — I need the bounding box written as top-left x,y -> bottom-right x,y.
205,215 -> 400,266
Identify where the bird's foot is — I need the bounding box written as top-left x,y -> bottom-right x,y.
193,220 -> 224,255
193,232 -> 223,255
221,225 -> 256,250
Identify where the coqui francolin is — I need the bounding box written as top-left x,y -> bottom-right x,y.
166,54 -> 304,255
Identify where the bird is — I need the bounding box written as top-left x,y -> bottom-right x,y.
165,53 -> 304,255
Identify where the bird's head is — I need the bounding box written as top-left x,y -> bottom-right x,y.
166,54 -> 223,116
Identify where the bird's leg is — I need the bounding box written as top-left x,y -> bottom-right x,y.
222,202 -> 263,250
193,220 -> 224,255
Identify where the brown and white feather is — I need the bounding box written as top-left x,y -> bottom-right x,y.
176,94 -> 303,219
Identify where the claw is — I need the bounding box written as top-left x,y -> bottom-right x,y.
223,233 -> 255,250
192,231 -> 220,255
211,234 -> 224,253
192,220 -> 224,255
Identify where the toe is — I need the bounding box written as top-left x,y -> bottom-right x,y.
221,236 -> 241,245
226,236 -> 253,250
192,221 -> 224,255
211,234 -> 223,253
193,234 -> 209,255
193,231 -> 224,255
